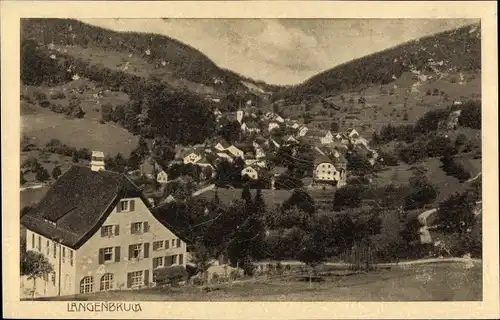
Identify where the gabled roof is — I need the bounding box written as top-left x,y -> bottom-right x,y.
314,154 -> 334,165
306,128 -> 327,137
21,165 -> 151,249
215,139 -> 231,149
243,120 -> 260,129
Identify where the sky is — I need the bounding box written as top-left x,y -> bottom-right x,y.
79,18 -> 476,85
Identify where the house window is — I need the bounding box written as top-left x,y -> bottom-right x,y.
153,257 -> 164,269
176,239 -> 181,248
70,250 -> 74,266
131,222 -> 143,234
130,244 -> 142,259
102,225 -> 114,237
165,255 -> 176,266
79,276 -> 94,294
62,247 -> 66,263
100,273 -> 114,291
153,241 -> 164,251
31,233 -> 35,249
178,254 -> 184,265
53,243 -> 57,258
51,272 -> 56,285
130,271 -> 143,288
171,239 -> 175,248
119,200 -> 129,212
46,240 -> 50,255
103,247 -> 114,262
37,236 -> 41,251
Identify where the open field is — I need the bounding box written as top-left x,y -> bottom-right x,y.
32,261 -> 481,301
372,156 -> 481,203
21,104 -> 138,157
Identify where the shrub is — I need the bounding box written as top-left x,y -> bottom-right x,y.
49,91 -> 66,100
35,167 -> 50,182
153,265 -> 188,287
333,184 -> 365,210
39,100 -> 51,108
192,277 -> 204,286
51,166 -> 62,180
33,91 -> 47,101
403,175 -> 438,210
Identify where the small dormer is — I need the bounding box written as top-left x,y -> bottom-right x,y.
91,150 -> 105,172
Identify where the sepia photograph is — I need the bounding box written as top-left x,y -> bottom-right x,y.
2,1 -> 499,319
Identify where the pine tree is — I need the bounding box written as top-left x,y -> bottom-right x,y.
254,189 -> 266,215
241,185 -> 252,207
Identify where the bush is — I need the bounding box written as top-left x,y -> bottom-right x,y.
35,167 -> 50,182
153,265 -> 188,287
33,91 -> 47,101
192,277 -> 204,286
403,176 -> 438,210
440,156 -> 471,182
333,184 -> 365,210
39,100 -> 51,108
49,91 -> 66,100
51,166 -> 62,180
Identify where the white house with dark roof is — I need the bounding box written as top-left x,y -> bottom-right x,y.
313,154 -> 347,187
21,154 -> 187,298
241,166 -> 259,180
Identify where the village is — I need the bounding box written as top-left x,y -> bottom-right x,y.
132,106 -> 379,207
17,18 -> 483,302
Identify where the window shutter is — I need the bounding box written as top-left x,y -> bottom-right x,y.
179,254 -> 184,265
143,243 -> 150,259
130,200 -> 135,211
100,227 -> 105,237
116,202 -> 122,213
115,246 -> 120,262
176,239 -> 181,248
144,221 -> 149,233
128,245 -> 133,260
130,223 -> 134,234
127,273 -> 132,288
144,270 -> 149,286
98,248 -> 104,265
165,240 -> 169,249
114,225 -> 120,236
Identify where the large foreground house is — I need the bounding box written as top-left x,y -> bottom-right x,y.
21,154 -> 187,298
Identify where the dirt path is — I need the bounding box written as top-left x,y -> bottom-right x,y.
255,257 -> 481,268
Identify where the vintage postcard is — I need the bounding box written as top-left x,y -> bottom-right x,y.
1,1 -> 499,319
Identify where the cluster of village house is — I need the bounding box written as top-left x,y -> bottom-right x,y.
137,108 -> 379,192
20,108 -> 380,298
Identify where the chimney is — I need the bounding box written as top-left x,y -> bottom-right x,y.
91,150 -> 105,172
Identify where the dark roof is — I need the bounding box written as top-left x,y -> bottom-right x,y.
216,139 -> 231,149
234,144 -> 255,153
21,165 -> 157,249
314,155 -> 333,165
306,129 -> 327,137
